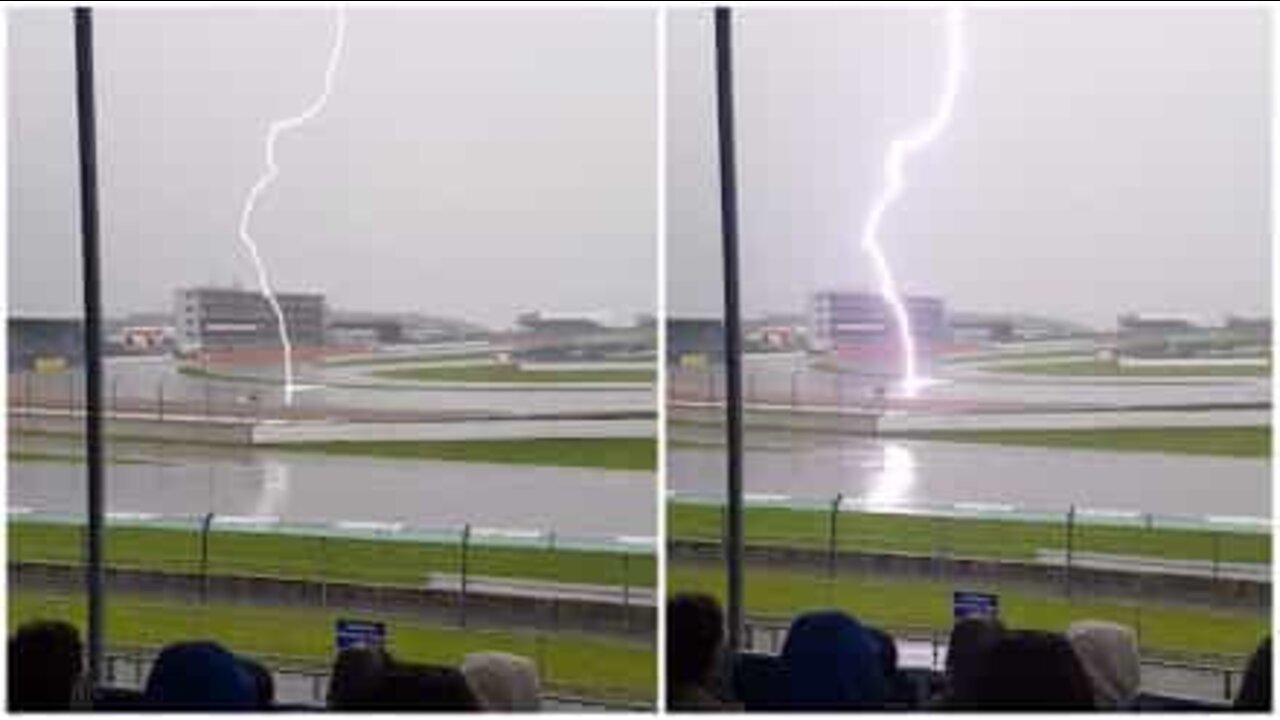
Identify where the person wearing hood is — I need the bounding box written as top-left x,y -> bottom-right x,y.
143,641 -> 257,710
461,651 -> 541,711
940,616 -> 1005,708
967,630 -> 1096,710
780,610 -> 886,710
1066,620 -> 1141,709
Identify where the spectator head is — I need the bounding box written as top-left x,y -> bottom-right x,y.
8,620 -> 84,711
461,651 -> 541,711
781,610 -> 886,709
1066,620 -> 1141,708
969,630 -> 1096,710
378,662 -> 479,711
238,656 -> 275,708
944,616 -> 1005,705
144,641 -> 256,710
866,626 -> 898,679
1236,637 -> 1272,711
667,594 -> 725,690
328,646 -> 392,709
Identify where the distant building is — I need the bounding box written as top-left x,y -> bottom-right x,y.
174,287 -> 325,352
809,291 -> 948,373
1117,312 -> 1270,358
510,311 -> 653,361
9,317 -> 83,372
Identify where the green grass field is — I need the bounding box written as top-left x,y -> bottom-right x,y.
8,591 -> 654,703
8,451 -> 160,466
668,503 -> 1270,564
885,426 -> 1271,458
987,359 -> 1271,378
10,522 -> 655,589
668,563 -> 1266,659
372,363 -> 654,384
263,437 -> 657,471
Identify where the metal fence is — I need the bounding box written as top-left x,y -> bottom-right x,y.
669,491 -> 1269,576
11,367 -> 309,422
740,616 -> 1246,704
11,510 -> 656,635
98,646 -> 653,711
668,492 -> 1270,660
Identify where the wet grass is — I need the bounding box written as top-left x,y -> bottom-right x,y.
987,360 -> 1270,377
9,521 -> 656,589
262,437 -> 657,471
668,562 -> 1267,659
8,590 -> 655,703
668,503 -> 1270,564
885,426 -> 1270,458
372,364 -> 653,384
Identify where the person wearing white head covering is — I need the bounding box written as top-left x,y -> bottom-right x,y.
1066,620 -> 1142,709
461,651 -> 541,712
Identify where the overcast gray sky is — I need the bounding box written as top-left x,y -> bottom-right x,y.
668,6 -> 1270,329
10,7 -> 655,329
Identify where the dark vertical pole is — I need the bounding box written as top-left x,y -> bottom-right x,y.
199,513 -> 214,603
73,6 -> 106,690
459,524 -> 471,628
827,493 -> 843,579
714,5 -> 745,653
1065,505 -> 1075,598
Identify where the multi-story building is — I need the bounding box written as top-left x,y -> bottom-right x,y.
174,287 -> 325,352
808,290 -> 948,373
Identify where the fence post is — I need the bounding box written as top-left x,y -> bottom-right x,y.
157,380 -> 165,421
110,377 -> 118,417
549,531 -> 560,633
204,380 -> 212,419
199,512 -> 214,603
25,371 -> 33,407
319,534 -> 328,609
459,524 -> 471,628
1065,505 -> 1076,599
827,494 -> 843,580
790,370 -> 798,408
622,552 -> 631,632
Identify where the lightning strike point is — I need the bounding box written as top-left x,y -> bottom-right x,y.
858,6 -> 965,398
236,6 -> 346,406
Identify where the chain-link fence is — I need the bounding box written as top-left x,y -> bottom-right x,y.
667,492 -> 1270,661
10,510 -> 656,632
738,616 -> 1247,704
94,646 -> 654,710
10,511 -> 657,703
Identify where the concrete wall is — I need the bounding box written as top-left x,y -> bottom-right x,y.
668,403 -> 879,434
9,411 -> 253,444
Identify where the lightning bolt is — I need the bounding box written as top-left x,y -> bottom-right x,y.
236,6 -> 346,406
859,6 -> 964,398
